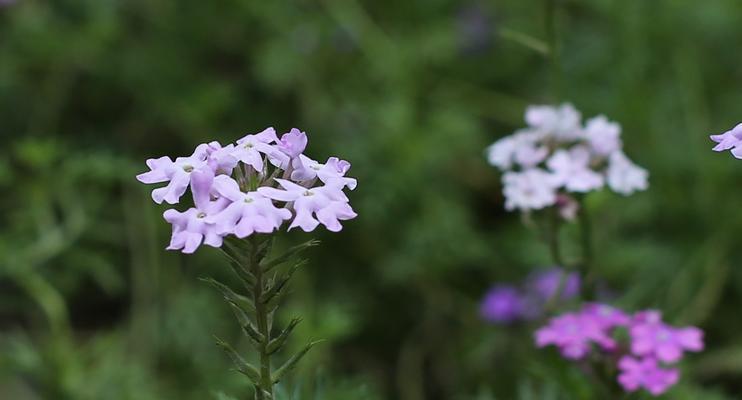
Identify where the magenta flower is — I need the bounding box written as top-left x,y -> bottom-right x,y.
630,311 -> 704,363
535,312 -> 616,359
617,356 -> 679,396
526,268 -> 580,302
710,122 -> 742,158
480,286 -> 525,324
581,303 -> 630,329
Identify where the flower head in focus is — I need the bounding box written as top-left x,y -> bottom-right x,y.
486,103 -> 648,216
136,127 -> 358,253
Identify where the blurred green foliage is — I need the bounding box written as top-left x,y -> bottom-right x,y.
1,0 -> 742,399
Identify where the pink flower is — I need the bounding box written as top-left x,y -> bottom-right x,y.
535,312 -> 616,359
501,169 -> 559,211
581,303 -> 630,329
617,356 -> 679,396
630,311 -> 704,363
584,115 -> 622,156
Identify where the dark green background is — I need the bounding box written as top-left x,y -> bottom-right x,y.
1,1 -> 740,399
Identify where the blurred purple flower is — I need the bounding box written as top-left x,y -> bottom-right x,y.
480,285 -> 525,324
617,356 -> 679,396
630,311 -> 704,363
457,3 -> 493,54
526,268 -> 580,302
534,311 -> 616,359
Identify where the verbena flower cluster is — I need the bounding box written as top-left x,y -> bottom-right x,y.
136,128 -> 357,253
486,103 -> 648,214
710,122 -> 742,158
536,304 -> 704,396
480,268 -> 580,324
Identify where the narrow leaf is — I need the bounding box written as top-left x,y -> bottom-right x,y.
260,260 -> 305,305
260,240 -> 319,272
199,277 -> 255,314
214,336 -> 261,385
218,247 -> 256,286
267,317 -> 302,355
271,340 -> 322,384
227,303 -> 264,344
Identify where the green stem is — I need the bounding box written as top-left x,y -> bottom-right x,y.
249,238 -> 274,399
577,197 -> 595,299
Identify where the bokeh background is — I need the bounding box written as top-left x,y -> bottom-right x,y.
1,0 -> 742,399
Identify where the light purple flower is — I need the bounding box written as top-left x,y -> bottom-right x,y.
136,147 -> 209,204
501,169 -> 559,211
163,169 -> 228,253
584,115 -> 622,156
526,268 -> 580,302
617,356 -> 679,396
606,151 -> 648,195
710,122 -> 742,158
629,311 -> 704,363
258,179 -> 357,232
232,127 -> 281,171
206,175 -> 292,238
480,285 -> 525,324
291,155 -> 357,189
547,147 -> 604,192
535,312 -> 616,359
203,141 -> 239,175
277,128 -> 308,159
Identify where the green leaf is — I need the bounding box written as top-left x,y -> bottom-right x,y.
260,240 -> 319,273
271,340 -> 323,384
214,336 -> 261,385
261,260 -> 306,306
267,317 -> 302,355
199,277 -> 255,314
218,247 -> 256,286
227,303 -> 264,345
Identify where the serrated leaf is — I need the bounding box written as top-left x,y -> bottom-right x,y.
199,277 -> 255,314
267,317 -> 302,355
214,336 -> 261,385
261,260 -> 305,305
260,240 -> 319,273
218,247 -> 256,286
271,340 -> 323,384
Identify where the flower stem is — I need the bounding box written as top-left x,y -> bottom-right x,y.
249,238 -> 274,399
577,197 -> 596,299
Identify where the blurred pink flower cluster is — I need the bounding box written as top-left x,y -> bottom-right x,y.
486,104 -> 648,216
136,128 -> 357,253
536,304 -> 703,396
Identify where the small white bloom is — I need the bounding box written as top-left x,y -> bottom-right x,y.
585,115 -> 622,156
606,151 -> 648,195
547,146 -> 604,193
502,169 -> 559,211
525,103 -> 583,141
